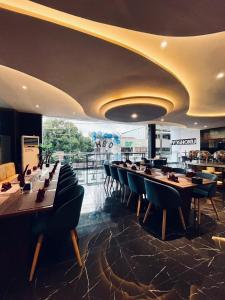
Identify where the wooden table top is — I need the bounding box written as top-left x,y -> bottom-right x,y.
0,165 -> 59,218
114,164 -> 214,190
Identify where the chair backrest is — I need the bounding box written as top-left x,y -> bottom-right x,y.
109,165 -> 119,181
56,175 -> 78,195
104,163 -> 111,177
60,164 -> 71,173
127,172 -> 145,195
48,185 -> 84,235
153,159 -> 167,168
117,168 -> 128,186
196,172 -> 217,197
144,179 -> 182,209
172,168 -> 187,174
59,169 -> 76,181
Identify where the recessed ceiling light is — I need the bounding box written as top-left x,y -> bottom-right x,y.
204,125 -> 208,128
22,85 -> 27,90
160,40 -> 168,49
194,122 -> 198,125
131,113 -> 138,119
216,72 -> 224,79
35,104 -> 40,108
160,118 -> 164,122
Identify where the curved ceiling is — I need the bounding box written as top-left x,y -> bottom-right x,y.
0,65 -> 86,118
34,0 -> 225,36
0,8 -> 189,122
0,0 -> 225,129
105,103 -> 167,122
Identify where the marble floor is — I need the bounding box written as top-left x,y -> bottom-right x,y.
2,178 -> 225,300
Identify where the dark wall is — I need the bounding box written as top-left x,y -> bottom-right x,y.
201,126 -> 225,153
0,109 -> 42,171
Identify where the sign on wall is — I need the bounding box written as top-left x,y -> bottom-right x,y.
171,138 -> 197,146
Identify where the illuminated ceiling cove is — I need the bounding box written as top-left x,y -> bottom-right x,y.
0,0 -> 225,128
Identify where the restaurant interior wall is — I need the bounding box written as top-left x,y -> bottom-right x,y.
0,108 -> 42,171
170,127 -> 200,162
201,126 -> 225,153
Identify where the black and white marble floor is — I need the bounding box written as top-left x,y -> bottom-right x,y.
2,181 -> 225,300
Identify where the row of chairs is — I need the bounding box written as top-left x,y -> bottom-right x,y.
104,163 -> 220,240
29,164 -> 84,282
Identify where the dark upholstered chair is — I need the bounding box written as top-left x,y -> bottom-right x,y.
109,165 -> 120,191
59,169 -> 76,181
127,172 -> 145,216
29,184 -> 84,281
192,172 -> 219,224
172,168 -> 187,175
117,168 -> 129,203
144,179 -> 186,240
56,175 -> 78,198
103,163 -> 111,189
153,159 -> 167,168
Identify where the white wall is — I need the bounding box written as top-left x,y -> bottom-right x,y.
170,127 -> 200,162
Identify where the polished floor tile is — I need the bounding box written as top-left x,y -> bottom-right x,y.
1,174 -> 225,300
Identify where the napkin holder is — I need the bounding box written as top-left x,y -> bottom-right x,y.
1,182 -> 12,192
145,168 -> 152,175
168,173 -> 179,183
23,182 -> 32,191
44,178 -> 50,187
26,169 -> 31,175
36,188 -> 46,202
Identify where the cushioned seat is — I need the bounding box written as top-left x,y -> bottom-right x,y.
144,179 -> 186,240
192,172 -> 219,224
127,172 -> 145,216
29,184 -> 84,281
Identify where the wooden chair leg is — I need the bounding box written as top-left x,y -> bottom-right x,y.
143,202 -> 152,223
210,198 -> 220,221
127,192 -> 132,207
29,234 -> 44,282
137,195 -> 142,217
162,209 -> 167,241
178,207 -> 186,230
70,229 -> 82,267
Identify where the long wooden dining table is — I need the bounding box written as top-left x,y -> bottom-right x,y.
0,165 -> 59,218
113,164 -> 214,224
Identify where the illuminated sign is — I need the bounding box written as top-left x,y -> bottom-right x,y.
171,138 -> 197,145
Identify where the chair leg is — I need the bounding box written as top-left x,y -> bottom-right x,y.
178,207 -> 186,230
106,176 -> 110,190
70,229 -> 82,267
197,199 -> 201,225
162,209 -> 167,241
123,185 -> 127,203
29,234 -> 44,282
110,179 -> 114,192
210,198 -> 220,221
143,202 -> 152,223
137,195 -> 142,217
127,192 -> 132,207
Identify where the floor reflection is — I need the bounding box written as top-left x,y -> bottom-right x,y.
2,177 -> 225,300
